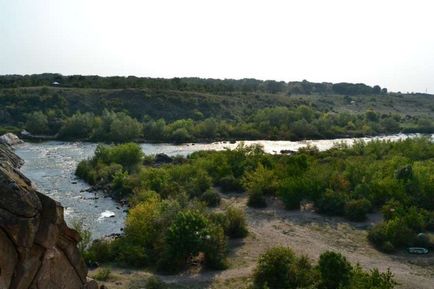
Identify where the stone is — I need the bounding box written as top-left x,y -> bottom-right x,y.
0,144 -> 97,289
0,133 -> 23,146
0,228 -> 17,289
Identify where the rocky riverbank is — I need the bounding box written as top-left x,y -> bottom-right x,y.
0,143 -> 98,289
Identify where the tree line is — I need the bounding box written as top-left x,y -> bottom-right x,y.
22,107 -> 434,143
0,73 -> 388,96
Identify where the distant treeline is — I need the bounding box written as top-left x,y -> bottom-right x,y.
0,73 -> 388,96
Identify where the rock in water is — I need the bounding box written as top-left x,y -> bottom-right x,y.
0,133 -> 23,146
0,144 -> 97,289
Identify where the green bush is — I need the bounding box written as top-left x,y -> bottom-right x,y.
315,189 -> 347,216
318,251 -> 353,289
351,266 -> 397,289
243,164 -> 279,196
71,219 -> 91,255
218,175 -> 243,193
253,247 -> 296,289
93,267 -> 111,281
248,189 -> 267,208
161,210 -> 227,273
202,224 -> 228,270
112,239 -> 149,267
85,240 -> 114,264
25,111 -> 49,135
224,207 -> 248,238
278,178 -> 309,210
344,198 -> 372,222
368,217 -> 415,253
145,276 -> 167,289
200,189 -> 221,207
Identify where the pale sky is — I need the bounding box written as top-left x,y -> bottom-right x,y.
1,0 -> 434,93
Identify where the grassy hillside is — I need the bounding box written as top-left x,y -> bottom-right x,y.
0,75 -> 433,142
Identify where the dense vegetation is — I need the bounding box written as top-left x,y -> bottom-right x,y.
253,247 -> 396,289
77,137 -> 434,270
1,74 -> 433,142
77,144 -> 248,272
0,73 -> 388,95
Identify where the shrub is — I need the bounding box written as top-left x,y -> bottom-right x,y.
112,239 -> 149,267
124,196 -> 163,248
368,223 -> 393,252
145,276 -> 167,289
25,111 -> 49,135
248,189 -> 267,208
368,217 -> 415,253
187,170 -> 212,198
218,174 -> 243,193
253,247 -> 296,289
161,210 -> 227,272
243,164 -> 279,196
85,239 -> 114,264
351,266 -> 397,289
71,219 -> 91,255
200,189 -> 221,207
202,224 -> 228,270
93,267 -> 111,281
344,198 -> 372,222
315,189 -> 347,216
318,251 -> 352,289
224,207 -> 248,238
103,143 -> 144,171
278,178 -> 308,210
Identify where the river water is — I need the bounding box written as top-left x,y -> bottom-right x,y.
14,133 -> 431,238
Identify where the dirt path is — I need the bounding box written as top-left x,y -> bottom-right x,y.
97,194 -> 434,289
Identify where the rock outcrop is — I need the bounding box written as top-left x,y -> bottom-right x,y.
0,143 -> 98,289
0,133 -> 23,146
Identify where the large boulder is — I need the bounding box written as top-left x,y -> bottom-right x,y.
0,133 -> 23,146
0,144 -> 97,289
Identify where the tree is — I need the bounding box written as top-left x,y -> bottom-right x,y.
373,85 -> 382,94
253,247 -> 296,289
318,251 -> 352,289
25,111 -> 49,135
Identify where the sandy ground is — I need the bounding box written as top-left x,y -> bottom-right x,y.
93,194 -> 434,289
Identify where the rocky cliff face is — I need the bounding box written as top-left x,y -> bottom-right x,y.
0,143 -> 98,289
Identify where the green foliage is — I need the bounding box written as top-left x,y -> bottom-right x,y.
223,207 -> 248,238
318,251 -> 353,289
162,210 -> 221,272
350,266 -> 397,289
247,189 -> 267,208
71,219 -> 91,255
278,177 -> 310,210
1,74 -> 433,143
145,276 -> 167,289
315,189 -> 347,216
93,267 -> 111,281
76,138 -> 434,269
368,206 -> 428,252
200,189 -> 221,207
218,174 -> 243,193
253,247 -> 396,289
111,238 -> 149,267
59,112 -> 97,139
85,239 -> 114,264
253,247 -> 296,289
344,199 -> 372,222
25,111 -> 49,135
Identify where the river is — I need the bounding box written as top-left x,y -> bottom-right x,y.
14,133 -> 431,238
